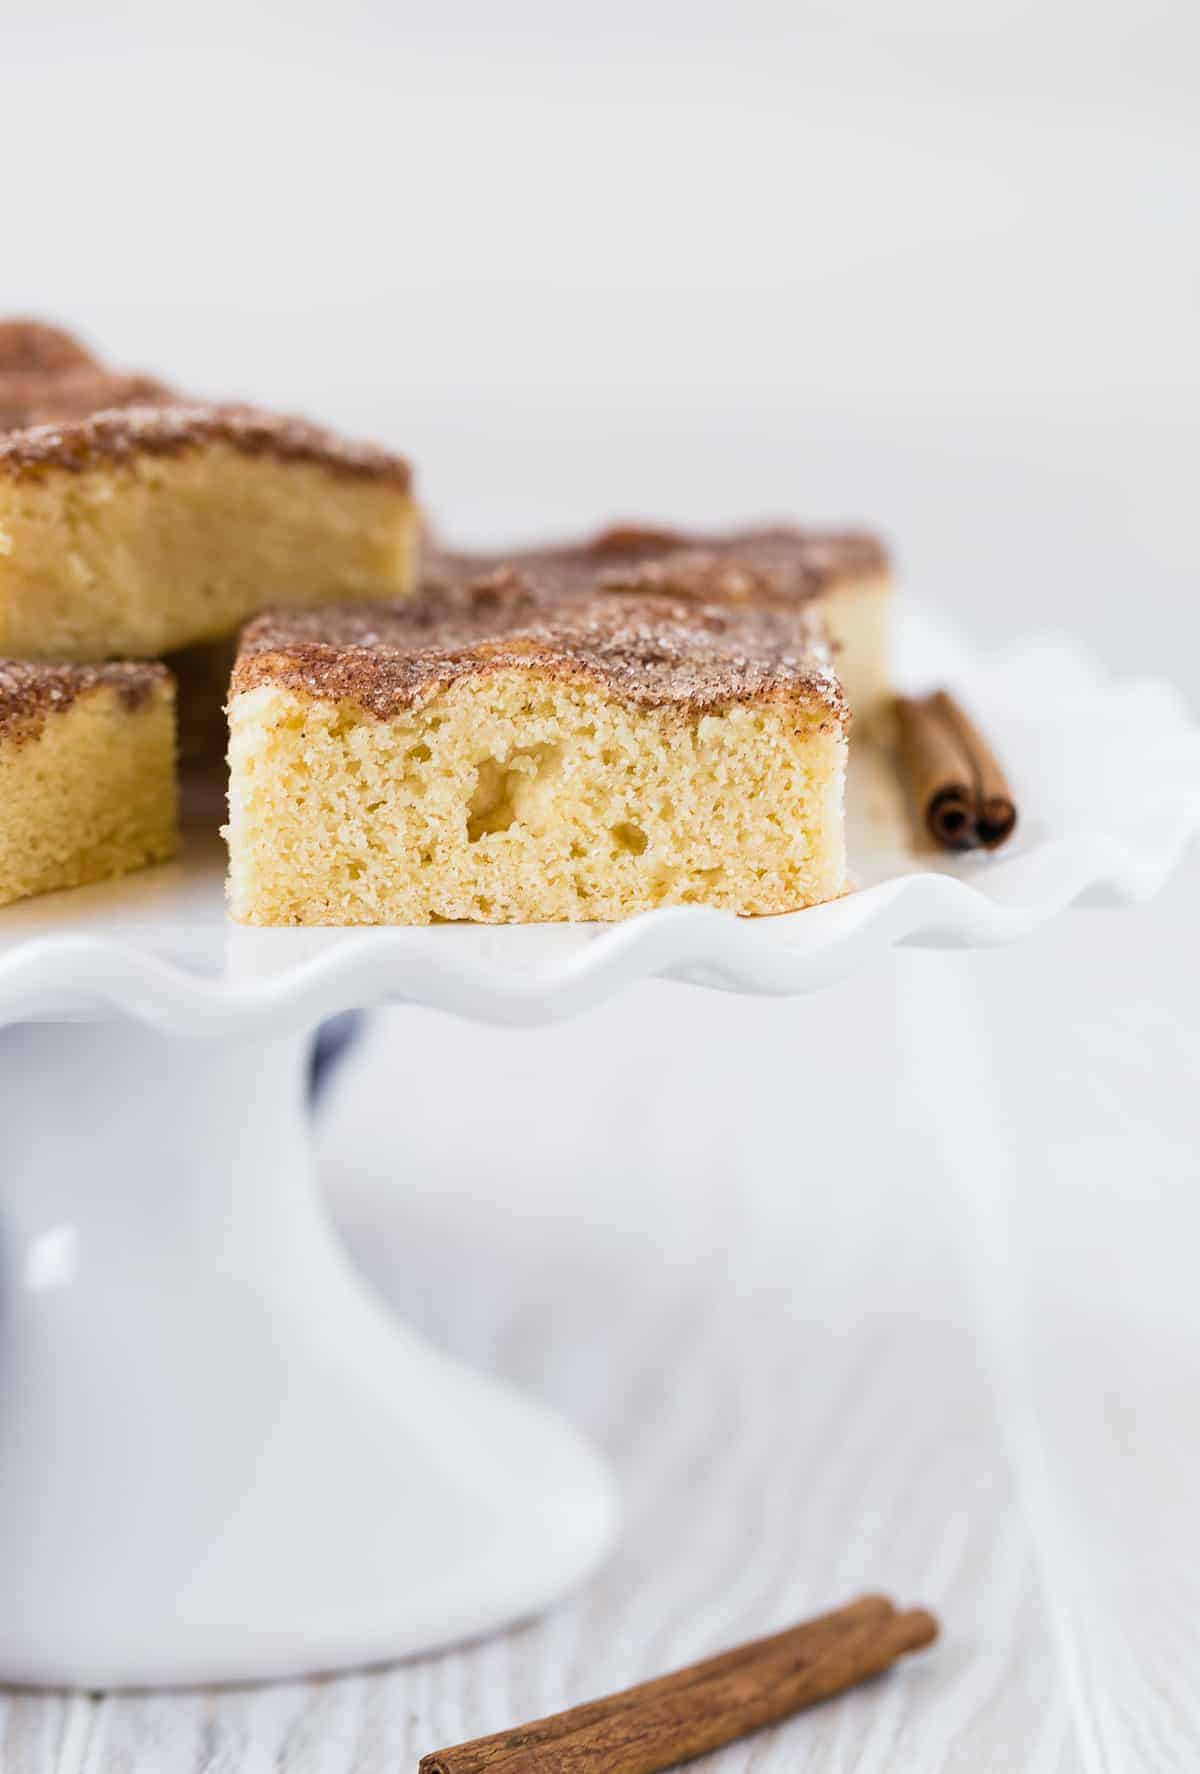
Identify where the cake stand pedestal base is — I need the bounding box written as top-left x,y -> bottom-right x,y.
0,1021 -> 615,1689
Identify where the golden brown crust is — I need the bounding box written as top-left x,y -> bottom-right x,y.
0,320 -> 98,376
0,319 -> 174,430
425,524 -> 889,607
586,522 -> 889,586
424,518 -> 891,631
233,572 -> 846,723
0,402 -> 412,486
0,315 -> 411,488
0,658 -> 170,744
0,369 -> 175,432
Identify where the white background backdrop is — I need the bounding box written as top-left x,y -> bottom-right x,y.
6,0 -> 1199,684
4,4 -> 1200,1768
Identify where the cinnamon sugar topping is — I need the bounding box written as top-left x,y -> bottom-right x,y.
234,578 -> 846,723
0,318 -> 411,487
0,403 -> 411,485
425,524 -> 888,609
0,659 -> 170,744
0,320 -> 98,376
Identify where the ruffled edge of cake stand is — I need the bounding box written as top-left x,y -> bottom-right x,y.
0,616 -> 1197,1033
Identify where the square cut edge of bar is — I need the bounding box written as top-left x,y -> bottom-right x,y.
0,659 -> 178,909
224,594 -> 850,926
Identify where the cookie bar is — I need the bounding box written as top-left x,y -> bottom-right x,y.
0,659 -> 177,908
226,574 -> 848,925
426,522 -> 891,725
0,320 -> 418,660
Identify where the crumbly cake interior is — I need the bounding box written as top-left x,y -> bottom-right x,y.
226,588 -> 848,925
0,669 -> 177,909
228,671 -> 846,925
0,440 -> 417,660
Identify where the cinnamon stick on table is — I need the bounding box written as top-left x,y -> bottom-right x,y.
419,1593 -> 939,1774
894,688 -> 1017,851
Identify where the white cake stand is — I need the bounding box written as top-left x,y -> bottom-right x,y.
1,607 -> 1197,1691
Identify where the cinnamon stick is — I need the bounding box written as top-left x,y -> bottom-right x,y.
929,690 -> 1017,847
894,688 -> 1017,851
420,1595 -> 938,1774
421,1595 -> 888,1774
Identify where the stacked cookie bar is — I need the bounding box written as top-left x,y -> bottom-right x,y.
0,318 -> 894,922
424,522 -> 890,726
0,320 -> 416,908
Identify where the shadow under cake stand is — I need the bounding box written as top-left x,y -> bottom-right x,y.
0,608 -> 1196,1689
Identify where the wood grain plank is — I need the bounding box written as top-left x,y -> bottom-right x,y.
312,974 -> 1077,1772
914,867 -> 1200,1774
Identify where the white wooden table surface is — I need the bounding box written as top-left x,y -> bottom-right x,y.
5,847 -> 1198,1773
